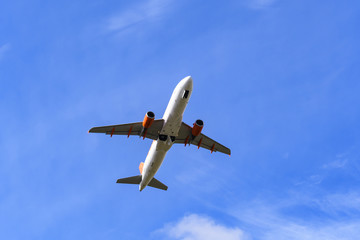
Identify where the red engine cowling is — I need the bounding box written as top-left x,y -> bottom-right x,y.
142,111 -> 155,128
192,119 -> 204,136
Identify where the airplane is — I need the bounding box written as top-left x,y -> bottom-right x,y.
88,76 -> 231,191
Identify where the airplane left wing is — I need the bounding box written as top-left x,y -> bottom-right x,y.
88,119 -> 164,140
175,122 -> 231,156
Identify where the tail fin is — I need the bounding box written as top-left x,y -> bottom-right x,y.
116,175 -> 142,184
139,162 -> 144,174
148,177 -> 168,191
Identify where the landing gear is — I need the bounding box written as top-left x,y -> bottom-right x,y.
158,135 -> 168,141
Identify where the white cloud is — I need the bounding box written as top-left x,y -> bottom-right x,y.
0,43 -> 10,60
158,214 -> 248,240
106,0 -> 173,32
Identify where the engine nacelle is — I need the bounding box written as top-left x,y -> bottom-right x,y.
192,119 -> 204,137
142,111 -> 155,128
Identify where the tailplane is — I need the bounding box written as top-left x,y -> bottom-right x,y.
116,175 -> 142,184
148,177 -> 168,191
117,162 -> 167,191
116,175 -> 168,191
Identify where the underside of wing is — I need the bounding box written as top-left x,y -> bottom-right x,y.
174,122 -> 231,156
88,119 -> 164,140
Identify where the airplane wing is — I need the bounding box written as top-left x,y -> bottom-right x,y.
88,119 -> 164,140
174,122 -> 231,156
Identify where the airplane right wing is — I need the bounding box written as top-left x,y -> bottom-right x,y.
175,122 -> 231,156
88,119 -> 164,140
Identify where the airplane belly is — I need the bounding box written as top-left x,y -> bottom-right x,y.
141,140 -> 172,187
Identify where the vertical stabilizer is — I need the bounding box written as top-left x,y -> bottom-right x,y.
139,162 -> 144,174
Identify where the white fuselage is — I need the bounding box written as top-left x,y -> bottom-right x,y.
139,76 -> 193,191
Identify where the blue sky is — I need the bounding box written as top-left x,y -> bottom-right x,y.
1,0 -> 360,239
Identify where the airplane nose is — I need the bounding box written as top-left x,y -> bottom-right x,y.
184,76 -> 193,84
182,76 -> 193,89
175,76 -> 193,93
184,75 -> 192,81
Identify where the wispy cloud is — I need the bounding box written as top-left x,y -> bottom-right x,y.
157,214 -> 248,240
106,0 -> 173,32
323,159 -> 348,169
318,192 -> 360,216
0,43 -> 10,60
227,191 -> 360,240
296,152 -> 354,186
260,219 -> 360,240
323,153 -> 348,169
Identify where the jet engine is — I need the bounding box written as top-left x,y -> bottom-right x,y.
191,119 -> 203,137
142,111 -> 155,128
140,111 -> 155,139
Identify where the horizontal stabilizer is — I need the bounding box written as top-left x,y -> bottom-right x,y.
116,175 -> 142,184
148,177 -> 168,191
